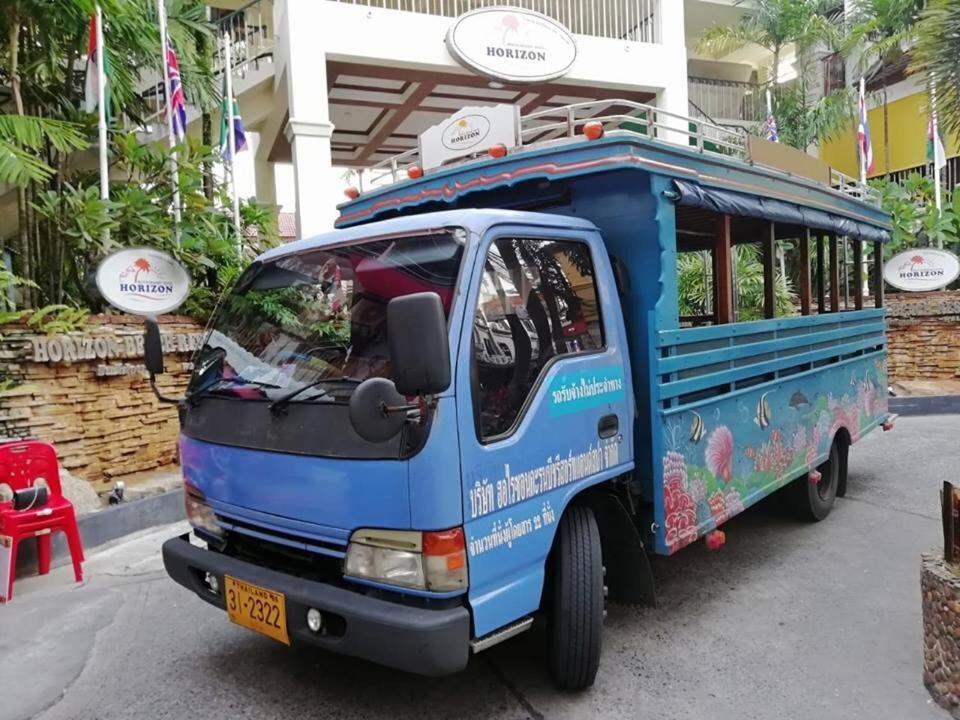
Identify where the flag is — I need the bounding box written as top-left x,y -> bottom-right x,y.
166,44 -> 187,141
83,15 -> 110,117
857,80 -> 875,178
764,89 -> 778,142
219,77 -> 247,160
928,115 -> 947,171
765,112 -> 779,142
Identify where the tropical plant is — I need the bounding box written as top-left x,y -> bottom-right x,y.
871,173 -> 960,259
912,0 -> 960,141
678,244 -> 795,322
696,0 -> 837,87
696,0 -> 852,151
843,0 -> 925,174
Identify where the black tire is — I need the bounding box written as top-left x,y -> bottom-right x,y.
793,440 -> 840,522
547,506 -> 603,691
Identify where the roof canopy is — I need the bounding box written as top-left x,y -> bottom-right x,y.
672,180 -> 890,243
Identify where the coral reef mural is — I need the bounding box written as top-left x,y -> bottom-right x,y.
660,355 -> 888,554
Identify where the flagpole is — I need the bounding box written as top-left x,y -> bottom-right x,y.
859,77 -> 867,186
157,0 -> 182,245
95,5 -> 108,206
931,76 -> 944,239
223,31 -> 241,240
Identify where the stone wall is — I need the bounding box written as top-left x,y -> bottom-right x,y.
886,292 -> 960,383
0,314 -> 204,489
922,551 -> 960,718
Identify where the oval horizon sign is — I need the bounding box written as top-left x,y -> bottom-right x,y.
95,247 -> 191,315
883,247 -> 960,292
445,7 -> 577,84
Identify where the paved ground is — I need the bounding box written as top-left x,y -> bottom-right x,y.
1,415 -> 955,720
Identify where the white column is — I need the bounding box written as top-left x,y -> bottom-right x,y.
653,0 -> 689,146
285,119 -> 337,236
280,0 -> 337,236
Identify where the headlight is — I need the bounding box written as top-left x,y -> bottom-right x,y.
184,482 -> 224,538
345,527 -> 467,592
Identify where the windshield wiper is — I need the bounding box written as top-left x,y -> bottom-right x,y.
269,377 -> 360,414
187,377 -> 282,403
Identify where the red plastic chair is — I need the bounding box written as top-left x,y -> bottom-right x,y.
0,440 -> 84,600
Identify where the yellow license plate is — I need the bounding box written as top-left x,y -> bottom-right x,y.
224,575 -> 290,645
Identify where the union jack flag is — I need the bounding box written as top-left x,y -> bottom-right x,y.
166,44 -> 187,141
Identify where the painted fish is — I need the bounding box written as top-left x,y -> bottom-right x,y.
789,391 -> 811,409
689,411 -> 705,444
754,392 -> 772,429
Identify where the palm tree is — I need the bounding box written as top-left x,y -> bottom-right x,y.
843,0 -> 924,174
912,0 -> 960,141
696,0 -> 837,88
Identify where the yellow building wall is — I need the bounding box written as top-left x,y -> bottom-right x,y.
820,91 -> 960,178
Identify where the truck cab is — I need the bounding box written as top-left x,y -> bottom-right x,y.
160,101 -> 892,690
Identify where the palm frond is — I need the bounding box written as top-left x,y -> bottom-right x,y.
0,139 -> 56,186
696,21 -> 768,59
0,115 -> 87,154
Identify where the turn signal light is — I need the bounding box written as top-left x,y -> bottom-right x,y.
808,469 -> 822,485
488,144 -> 508,158
344,186 -> 360,200
583,121 -> 604,140
407,165 -> 423,179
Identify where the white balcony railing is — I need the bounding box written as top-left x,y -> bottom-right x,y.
328,0 -> 661,43
688,77 -> 766,123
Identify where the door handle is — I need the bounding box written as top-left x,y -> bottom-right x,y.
598,414 -> 619,439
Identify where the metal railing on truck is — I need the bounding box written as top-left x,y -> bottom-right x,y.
357,99 -> 880,208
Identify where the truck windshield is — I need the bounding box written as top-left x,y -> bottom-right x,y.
189,229 -> 464,403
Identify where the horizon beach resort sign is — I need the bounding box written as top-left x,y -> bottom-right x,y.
420,104 -> 518,170
96,247 -> 191,315
446,7 -> 577,84
883,248 -> 960,292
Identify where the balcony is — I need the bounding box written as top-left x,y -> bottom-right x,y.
324,0 -> 661,43
688,76 -> 765,124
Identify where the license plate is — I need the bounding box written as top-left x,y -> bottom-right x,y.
224,575 -> 289,645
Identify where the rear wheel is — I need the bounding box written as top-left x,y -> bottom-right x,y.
547,506 -> 603,690
793,439 -> 841,522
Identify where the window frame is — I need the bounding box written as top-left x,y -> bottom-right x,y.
468,232 -> 609,445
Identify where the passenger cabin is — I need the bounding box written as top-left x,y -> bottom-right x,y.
335,101 -> 891,555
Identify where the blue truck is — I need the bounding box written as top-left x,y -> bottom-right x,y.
154,102 -> 893,689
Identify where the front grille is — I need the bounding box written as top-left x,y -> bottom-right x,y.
215,514 -> 346,583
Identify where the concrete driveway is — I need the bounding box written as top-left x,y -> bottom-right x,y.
1,415 -> 953,720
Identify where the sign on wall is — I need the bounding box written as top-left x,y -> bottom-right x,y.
419,104 -> 518,171
445,7 -> 577,84
95,248 -> 191,315
883,248 -> 960,292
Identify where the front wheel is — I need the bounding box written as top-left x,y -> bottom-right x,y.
547,506 -> 604,690
793,439 -> 841,522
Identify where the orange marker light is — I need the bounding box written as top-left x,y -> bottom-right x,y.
423,527 -> 465,556
705,529 -> 726,550
407,165 -> 423,179
489,143 -> 508,158
583,121 -> 604,140
344,186 -> 360,200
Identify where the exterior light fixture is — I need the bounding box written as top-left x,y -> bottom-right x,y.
488,144 -> 507,158
407,165 -> 424,179
583,121 -> 604,140
344,187 -> 360,200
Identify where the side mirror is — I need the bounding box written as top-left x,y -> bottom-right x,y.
348,378 -> 407,443
387,292 -> 451,397
143,317 -> 180,405
144,316 -> 164,375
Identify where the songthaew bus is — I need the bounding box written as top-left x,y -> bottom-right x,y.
152,101 -> 894,690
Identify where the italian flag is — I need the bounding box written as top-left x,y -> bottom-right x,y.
83,15 -> 109,117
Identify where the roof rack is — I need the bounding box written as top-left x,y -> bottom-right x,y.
356,99 -> 880,208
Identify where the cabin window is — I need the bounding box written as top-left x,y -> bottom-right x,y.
471,237 -> 604,440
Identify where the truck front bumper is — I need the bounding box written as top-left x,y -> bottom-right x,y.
162,534 -> 471,676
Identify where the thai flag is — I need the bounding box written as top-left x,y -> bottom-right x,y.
166,44 -> 187,141
857,79 -> 875,177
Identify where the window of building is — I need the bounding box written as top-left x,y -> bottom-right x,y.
472,237 -> 603,440
823,52 -> 846,95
